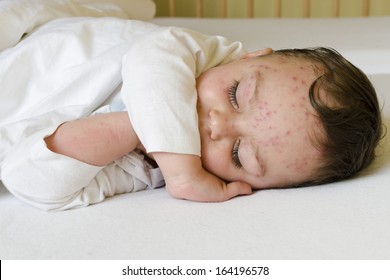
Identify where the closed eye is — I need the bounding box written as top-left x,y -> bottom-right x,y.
232,139 -> 242,169
228,80 -> 239,109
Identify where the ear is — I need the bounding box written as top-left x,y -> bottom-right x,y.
240,48 -> 273,59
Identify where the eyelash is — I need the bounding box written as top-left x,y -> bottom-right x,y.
228,80 -> 239,109
232,139 -> 242,169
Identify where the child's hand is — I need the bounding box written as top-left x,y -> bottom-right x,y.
151,152 -> 252,202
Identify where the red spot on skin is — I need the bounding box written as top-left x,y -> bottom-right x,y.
258,101 -> 269,111
287,157 -> 310,172
260,136 -> 280,148
270,136 -> 280,146
255,116 -> 264,122
286,130 -> 291,135
292,76 -> 298,81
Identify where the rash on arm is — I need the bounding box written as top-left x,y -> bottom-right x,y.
45,112 -> 142,166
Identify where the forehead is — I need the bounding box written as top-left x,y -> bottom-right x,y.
243,54 -> 320,113
246,56 -> 324,186
245,53 -> 318,77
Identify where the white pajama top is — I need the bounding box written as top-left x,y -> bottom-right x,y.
0,3 -> 246,210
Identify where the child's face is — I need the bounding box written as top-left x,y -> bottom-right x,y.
196,51 -> 325,189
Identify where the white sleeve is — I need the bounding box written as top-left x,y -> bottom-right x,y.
1,127 -> 164,211
121,27 -> 246,156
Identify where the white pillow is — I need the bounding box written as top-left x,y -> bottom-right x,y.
75,0 -> 156,21
0,0 -> 156,52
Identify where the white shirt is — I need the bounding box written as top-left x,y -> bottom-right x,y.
122,26 -> 245,155
0,18 -> 245,174
0,17 -> 246,210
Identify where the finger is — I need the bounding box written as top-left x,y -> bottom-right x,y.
227,181 -> 252,198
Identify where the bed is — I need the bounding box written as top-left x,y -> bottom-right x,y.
0,0 -> 389,260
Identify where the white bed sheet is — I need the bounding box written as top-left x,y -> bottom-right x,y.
1,17 -> 389,260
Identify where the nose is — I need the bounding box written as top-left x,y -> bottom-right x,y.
209,109 -> 236,140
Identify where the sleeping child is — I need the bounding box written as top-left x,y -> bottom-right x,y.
0,17 -> 383,211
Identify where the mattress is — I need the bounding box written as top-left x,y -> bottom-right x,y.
1,16 -> 390,260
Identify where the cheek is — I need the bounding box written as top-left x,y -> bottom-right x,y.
198,79 -> 221,99
197,70 -> 224,95
200,141 -> 230,176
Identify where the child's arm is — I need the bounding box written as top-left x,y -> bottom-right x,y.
152,152 -> 252,202
45,112 -> 141,166
45,112 -> 252,202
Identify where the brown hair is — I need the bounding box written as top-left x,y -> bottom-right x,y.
274,47 -> 384,185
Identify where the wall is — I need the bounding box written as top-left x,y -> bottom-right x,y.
154,0 -> 390,18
